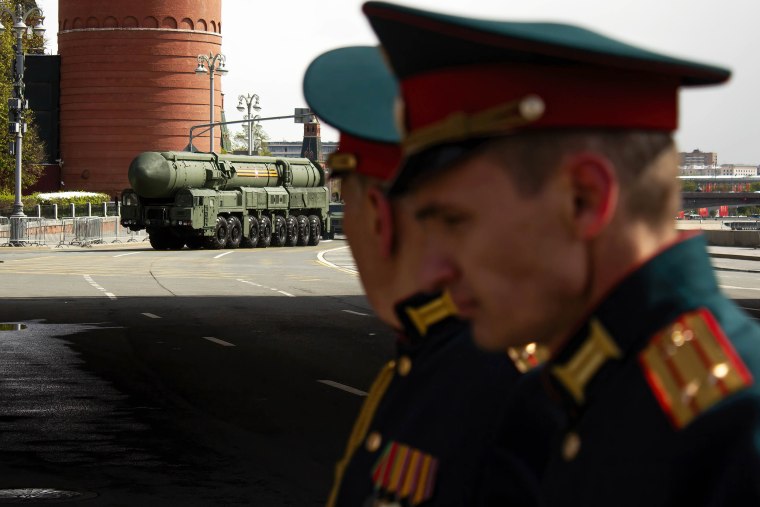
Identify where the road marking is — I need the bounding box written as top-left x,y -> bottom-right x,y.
237,279 -> 295,297
113,252 -> 140,258
202,336 -> 236,347
214,251 -> 234,259
321,240 -> 333,243
316,246 -> 357,275
720,284 -> 760,291
142,313 -> 161,319
317,380 -> 367,397
739,306 -> 760,312
342,309 -> 370,317
83,274 -> 117,300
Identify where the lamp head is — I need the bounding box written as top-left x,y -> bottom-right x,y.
236,100 -> 245,112
195,63 -> 207,74
32,19 -> 45,36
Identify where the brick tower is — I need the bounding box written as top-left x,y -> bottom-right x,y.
300,117 -> 323,164
58,0 -> 223,196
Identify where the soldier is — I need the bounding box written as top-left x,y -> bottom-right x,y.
304,46 -> 550,506
362,2 -> 760,505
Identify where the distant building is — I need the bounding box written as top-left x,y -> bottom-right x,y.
679,164 -> 758,177
719,164 -> 758,176
268,140 -> 338,160
680,149 -> 718,167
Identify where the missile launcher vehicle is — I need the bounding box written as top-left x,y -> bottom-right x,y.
120,151 -> 332,250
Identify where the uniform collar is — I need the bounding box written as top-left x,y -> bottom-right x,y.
394,291 -> 464,351
546,234 -> 718,412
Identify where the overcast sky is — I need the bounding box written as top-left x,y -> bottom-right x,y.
37,0 -> 760,164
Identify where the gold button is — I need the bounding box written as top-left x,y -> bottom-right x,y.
562,432 -> 581,461
366,431 -> 382,452
398,356 -> 412,376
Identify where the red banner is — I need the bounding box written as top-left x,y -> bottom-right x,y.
719,206 -> 729,217
699,208 -> 710,217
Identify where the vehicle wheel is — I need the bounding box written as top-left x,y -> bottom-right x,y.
148,228 -> 169,250
297,215 -> 310,246
226,216 -> 242,249
285,215 -> 298,247
166,233 -> 185,250
272,215 -> 287,246
241,216 -> 259,248
185,235 -> 204,249
204,216 -> 229,249
308,215 -> 321,246
258,216 -> 272,248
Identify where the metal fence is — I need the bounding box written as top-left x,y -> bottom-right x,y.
0,216 -> 146,247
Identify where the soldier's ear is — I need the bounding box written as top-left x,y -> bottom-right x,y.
367,185 -> 395,258
562,152 -> 619,240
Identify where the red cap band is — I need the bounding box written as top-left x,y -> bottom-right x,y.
333,132 -> 402,182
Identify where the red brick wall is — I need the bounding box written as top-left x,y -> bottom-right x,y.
58,0 -> 223,196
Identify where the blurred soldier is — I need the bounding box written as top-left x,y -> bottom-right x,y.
304,46 -> 548,506
362,2 -> 760,505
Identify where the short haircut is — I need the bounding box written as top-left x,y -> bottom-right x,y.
478,130 -> 679,225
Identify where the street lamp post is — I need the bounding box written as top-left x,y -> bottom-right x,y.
195,52 -> 228,153
236,93 -> 261,156
0,2 -> 45,225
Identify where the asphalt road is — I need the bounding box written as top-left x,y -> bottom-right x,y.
0,241 -> 758,505
0,239 -> 395,505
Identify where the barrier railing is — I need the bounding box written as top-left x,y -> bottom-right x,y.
0,217 -> 146,247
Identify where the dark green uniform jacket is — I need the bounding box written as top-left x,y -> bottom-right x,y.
327,292 -> 521,506
539,234 -> 760,505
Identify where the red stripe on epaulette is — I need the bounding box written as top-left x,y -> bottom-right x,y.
639,308 -> 754,429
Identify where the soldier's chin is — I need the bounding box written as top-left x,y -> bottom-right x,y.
471,321 -> 512,352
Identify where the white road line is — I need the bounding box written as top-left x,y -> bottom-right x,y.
202,336 -> 236,347
113,252 -> 140,258
739,306 -> 760,312
321,240 -> 333,243
316,246 -> 358,275
342,309 -> 370,317
214,251 -> 234,259
317,380 -> 367,397
142,313 -> 161,319
720,285 -> 760,291
83,274 -> 117,300
237,279 -> 295,297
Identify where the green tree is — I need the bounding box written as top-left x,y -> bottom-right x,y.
0,0 -> 46,192
232,123 -> 271,156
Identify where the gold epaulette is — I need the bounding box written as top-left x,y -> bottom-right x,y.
639,308 -> 754,429
507,342 -> 550,373
551,319 -> 622,404
326,361 -> 396,507
404,291 -> 458,337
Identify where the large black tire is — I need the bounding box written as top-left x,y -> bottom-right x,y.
148,229 -> 170,250
285,215 -> 299,247
308,215 -> 321,246
258,216 -> 272,248
185,235 -> 204,250
148,229 -> 184,250
272,215 -> 287,247
226,216 -> 242,249
166,234 -> 185,250
241,217 -> 259,248
297,215 -> 310,246
204,216 -> 229,250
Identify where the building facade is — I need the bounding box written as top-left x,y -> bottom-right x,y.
679,149 -> 718,167
58,0 -> 224,196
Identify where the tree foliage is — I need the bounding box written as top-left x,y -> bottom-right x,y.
232,123 -> 272,156
0,0 -> 46,192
